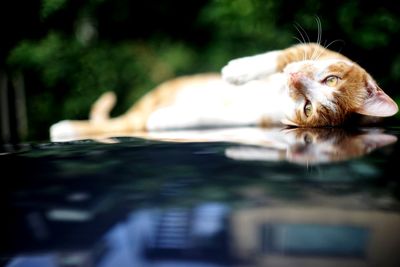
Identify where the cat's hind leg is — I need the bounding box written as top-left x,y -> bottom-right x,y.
221,50 -> 280,85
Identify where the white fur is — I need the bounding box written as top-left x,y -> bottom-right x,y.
222,51 -> 280,85
147,73 -> 291,131
50,120 -> 77,142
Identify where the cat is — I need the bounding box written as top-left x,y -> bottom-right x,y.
50,43 -> 398,141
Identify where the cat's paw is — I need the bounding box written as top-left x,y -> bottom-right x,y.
50,120 -> 77,142
222,51 -> 280,85
222,58 -> 258,85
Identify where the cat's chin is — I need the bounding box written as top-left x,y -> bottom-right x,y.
50,120 -> 77,142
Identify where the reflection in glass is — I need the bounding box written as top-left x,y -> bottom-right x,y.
128,127 -> 397,165
262,223 -> 368,257
225,127 -> 397,165
3,126 -> 400,267
7,204 -> 400,267
231,206 -> 400,267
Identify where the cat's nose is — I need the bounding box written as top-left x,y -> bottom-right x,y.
289,72 -> 300,79
289,72 -> 304,90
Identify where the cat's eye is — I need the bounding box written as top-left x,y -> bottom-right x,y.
304,101 -> 313,117
303,133 -> 313,144
324,75 -> 339,87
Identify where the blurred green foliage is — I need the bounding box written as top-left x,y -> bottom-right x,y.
2,0 -> 400,140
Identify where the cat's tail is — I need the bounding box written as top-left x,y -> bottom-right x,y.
50,91 -> 140,142
89,91 -> 116,123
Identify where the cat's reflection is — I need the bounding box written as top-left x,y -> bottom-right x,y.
224,127 -> 397,165
120,127 -> 396,165
84,126 -> 396,165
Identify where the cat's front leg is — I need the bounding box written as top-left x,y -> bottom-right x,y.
222,51 -> 280,85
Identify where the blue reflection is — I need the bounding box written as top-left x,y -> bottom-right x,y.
262,224 -> 369,257
7,256 -> 54,267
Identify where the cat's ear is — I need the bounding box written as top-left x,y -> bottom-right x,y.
358,133 -> 397,151
356,81 -> 398,117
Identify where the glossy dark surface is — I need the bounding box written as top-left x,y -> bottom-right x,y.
1,127 -> 400,267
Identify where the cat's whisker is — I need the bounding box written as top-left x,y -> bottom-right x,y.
293,24 -> 308,59
293,22 -> 311,44
293,23 -> 308,60
313,39 -> 344,61
293,26 -> 304,44
300,27 -> 312,60
314,39 -> 332,61
312,45 -> 322,61
311,16 -> 323,60
324,39 -> 345,51
293,24 -> 307,60
314,43 -> 326,61
293,36 -> 305,45
292,36 -> 308,60
316,16 -> 322,45
296,22 -> 314,60
293,22 -> 312,60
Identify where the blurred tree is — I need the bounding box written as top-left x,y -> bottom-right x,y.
2,0 -> 400,141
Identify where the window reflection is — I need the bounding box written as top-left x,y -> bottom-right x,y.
6,203 -> 400,267
262,223 -> 368,257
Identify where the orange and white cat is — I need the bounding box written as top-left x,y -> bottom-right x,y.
50,43 -> 398,141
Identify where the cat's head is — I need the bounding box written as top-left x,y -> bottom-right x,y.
281,59 -> 398,126
224,127 -> 397,165
285,127 -> 397,164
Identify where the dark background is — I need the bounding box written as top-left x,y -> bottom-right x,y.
1,0 -> 400,142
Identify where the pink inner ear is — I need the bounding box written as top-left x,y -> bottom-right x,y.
356,90 -> 399,117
